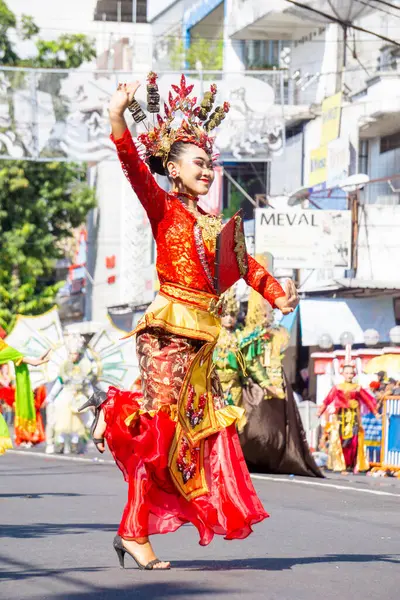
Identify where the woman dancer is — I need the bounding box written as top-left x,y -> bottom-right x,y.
89,76 -> 299,570
0,329 -> 50,453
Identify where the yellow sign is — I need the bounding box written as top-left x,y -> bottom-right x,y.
321,92 -> 342,145
309,145 -> 327,187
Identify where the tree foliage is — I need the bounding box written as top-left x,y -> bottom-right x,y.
169,35 -> 224,71
0,161 -> 95,330
0,1 -> 96,330
0,0 -> 18,65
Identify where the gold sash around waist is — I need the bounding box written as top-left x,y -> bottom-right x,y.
123,282 -> 222,343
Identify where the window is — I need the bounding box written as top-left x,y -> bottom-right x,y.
94,0 -> 147,23
242,40 -> 291,69
377,45 -> 400,72
380,131 -> 400,154
358,140 -> 369,173
222,162 -> 269,220
394,297 -> 400,325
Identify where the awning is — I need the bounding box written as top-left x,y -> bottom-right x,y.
300,297 -> 396,346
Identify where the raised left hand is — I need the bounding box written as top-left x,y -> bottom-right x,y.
274,279 -> 299,315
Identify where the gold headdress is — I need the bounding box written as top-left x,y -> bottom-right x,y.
128,73 -> 230,165
222,286 -> 240,317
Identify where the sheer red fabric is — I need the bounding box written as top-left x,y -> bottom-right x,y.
321,385 -> 377,413
341,434 -> 358,468
0,386 -> 15,406
103,386 -> 269,546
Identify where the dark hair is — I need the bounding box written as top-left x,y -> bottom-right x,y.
147,141 -> 204,177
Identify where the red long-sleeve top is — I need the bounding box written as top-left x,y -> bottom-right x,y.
321,383 -> 377,414
112,129 -> 285,306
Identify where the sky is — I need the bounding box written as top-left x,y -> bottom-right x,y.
9,0 -> 99,35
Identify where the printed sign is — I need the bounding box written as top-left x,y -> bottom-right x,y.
321,92 -> 342,145
309,145 -> 327,187
255,208 -> 352,269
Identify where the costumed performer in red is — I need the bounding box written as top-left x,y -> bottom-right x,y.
81,75 -> 299,570
317,346 -> 380,473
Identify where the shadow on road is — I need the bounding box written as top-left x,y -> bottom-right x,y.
0,522 -> 119,539
1,552 -> 399,599
29,582 -> 229,600
173,553 -> 400,571
0,493 -> 82,499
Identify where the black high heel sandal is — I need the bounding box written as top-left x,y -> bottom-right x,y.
78,387 -> 108,453
113,535 -> 170,570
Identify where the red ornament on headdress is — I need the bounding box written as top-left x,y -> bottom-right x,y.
135,73 -> 229,165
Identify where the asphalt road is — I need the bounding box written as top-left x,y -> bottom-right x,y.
1,449 -> 399,600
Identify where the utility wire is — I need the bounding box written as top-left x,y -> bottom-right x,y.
370,0 -> 400,9
284,0 -> 400,46
356,0 -> 400,18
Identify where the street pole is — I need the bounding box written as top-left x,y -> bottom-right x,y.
350,189 -> 359,274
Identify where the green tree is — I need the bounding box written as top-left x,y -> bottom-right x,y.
0,1 -> 96,330
168,35 -> 224,71
0,161 -> 95,330
223,186 -> 243,219
0,0 -> 18,65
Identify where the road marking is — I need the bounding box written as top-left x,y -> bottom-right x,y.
251,474 -> 400,497
8,450 -> 400,497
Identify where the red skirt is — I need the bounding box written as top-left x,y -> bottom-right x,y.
103,329 -> 268,547
0,386 -> 15,406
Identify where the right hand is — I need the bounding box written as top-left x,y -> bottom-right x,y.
109,81 -> 141,116
316,406 -> 325,417
274,280 -> 299,315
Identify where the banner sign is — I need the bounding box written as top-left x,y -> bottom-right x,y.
309,145 -> 327,187
255,208 -> 352,269
321,92 -> 342,145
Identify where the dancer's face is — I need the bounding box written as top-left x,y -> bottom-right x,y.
168,144 -> 215,197
343,366 -> 355,383
221,314 -> 237,330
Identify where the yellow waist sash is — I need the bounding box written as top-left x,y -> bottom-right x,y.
123,282 -> 222,343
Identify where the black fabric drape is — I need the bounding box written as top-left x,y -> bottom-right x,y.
239,375 -> 323,478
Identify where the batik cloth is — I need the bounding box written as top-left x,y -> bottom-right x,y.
103,328 -> 268,546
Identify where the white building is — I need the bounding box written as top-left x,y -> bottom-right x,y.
9,1 -> 154,325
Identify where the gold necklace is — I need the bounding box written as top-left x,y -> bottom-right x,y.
175,193 -> 223,243
216,328 -> 239,358
191,210 -> 223,242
